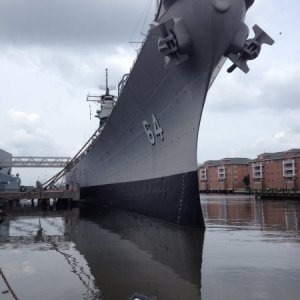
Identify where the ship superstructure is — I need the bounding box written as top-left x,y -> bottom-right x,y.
65,0 -> 273,227
86,69 -> 117,129
0,149 -> 21,191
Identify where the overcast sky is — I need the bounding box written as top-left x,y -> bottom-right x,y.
0,0 -> 299,184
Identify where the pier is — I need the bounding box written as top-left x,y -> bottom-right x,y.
0,188 -> 80,203
200,189 -> 300,200
255,190 -> 300,200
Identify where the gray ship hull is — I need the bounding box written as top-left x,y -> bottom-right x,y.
66,0 -> 255,227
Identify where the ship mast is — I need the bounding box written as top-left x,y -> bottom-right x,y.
105,68 -> 109,96
86,69 -> 116,127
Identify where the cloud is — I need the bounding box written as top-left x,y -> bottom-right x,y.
8,108 -> 40,124
197,107 -> 300,163
4,108 -> 61,156
7,127 -> 59,156
7,109 -> 42,143
273,132 -> 285,140
207,61 -> 300,114
1,44 -> 135,92
206,1 -> 300,115
12,128 -> 37,143
250,131 -> 300,154
0,0 -> 155,47
283,109 -> 300,134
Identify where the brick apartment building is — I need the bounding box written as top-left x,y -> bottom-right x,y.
198,158 -> 250,192
198,149 -> 300,192
250,149 -> 300,191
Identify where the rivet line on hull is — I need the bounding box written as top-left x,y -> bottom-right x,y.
177,173 -> 185,224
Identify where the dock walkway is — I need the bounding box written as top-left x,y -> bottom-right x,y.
0,189 -> 80,202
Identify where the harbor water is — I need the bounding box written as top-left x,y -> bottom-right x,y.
0,195 -> 299,300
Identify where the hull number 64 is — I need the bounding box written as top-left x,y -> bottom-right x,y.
142,114 -> 164,145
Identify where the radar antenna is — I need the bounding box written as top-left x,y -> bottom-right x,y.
99,68 -> 116,93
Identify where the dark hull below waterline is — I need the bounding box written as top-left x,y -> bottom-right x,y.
80,171 -> 205,228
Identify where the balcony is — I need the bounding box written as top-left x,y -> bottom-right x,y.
252,162 -> 264,179
199,168 -> 207,180
286,177 -> 294,182
282,159 -> 296,177
218,166 -> 226,180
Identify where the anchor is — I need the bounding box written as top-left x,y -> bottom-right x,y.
153,18 -> 192,67
227,24 -> 274,73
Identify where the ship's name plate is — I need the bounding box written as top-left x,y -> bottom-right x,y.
142,114 -> 164,145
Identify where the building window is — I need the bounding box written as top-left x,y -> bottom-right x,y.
282,159 -> 296,178
218,166 -> 226,180
199,168 -> 208,181
252,162 -> 263,179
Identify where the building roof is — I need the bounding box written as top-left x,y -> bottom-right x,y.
255,149 -> 300,161
199,158 -> 251,168
223,158 -> 251,165
198,149 -> 300,169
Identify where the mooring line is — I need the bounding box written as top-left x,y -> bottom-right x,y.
0,268 -> 19,300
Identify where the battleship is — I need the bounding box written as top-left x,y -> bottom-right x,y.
65,0 -> 274,227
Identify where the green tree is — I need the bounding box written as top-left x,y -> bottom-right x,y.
243,175 -> 250,188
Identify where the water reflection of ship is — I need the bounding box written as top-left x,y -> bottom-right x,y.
66,208 -> 205,300
201,196 -> 300,231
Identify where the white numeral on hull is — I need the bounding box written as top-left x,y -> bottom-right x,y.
143,114 -> 164,145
